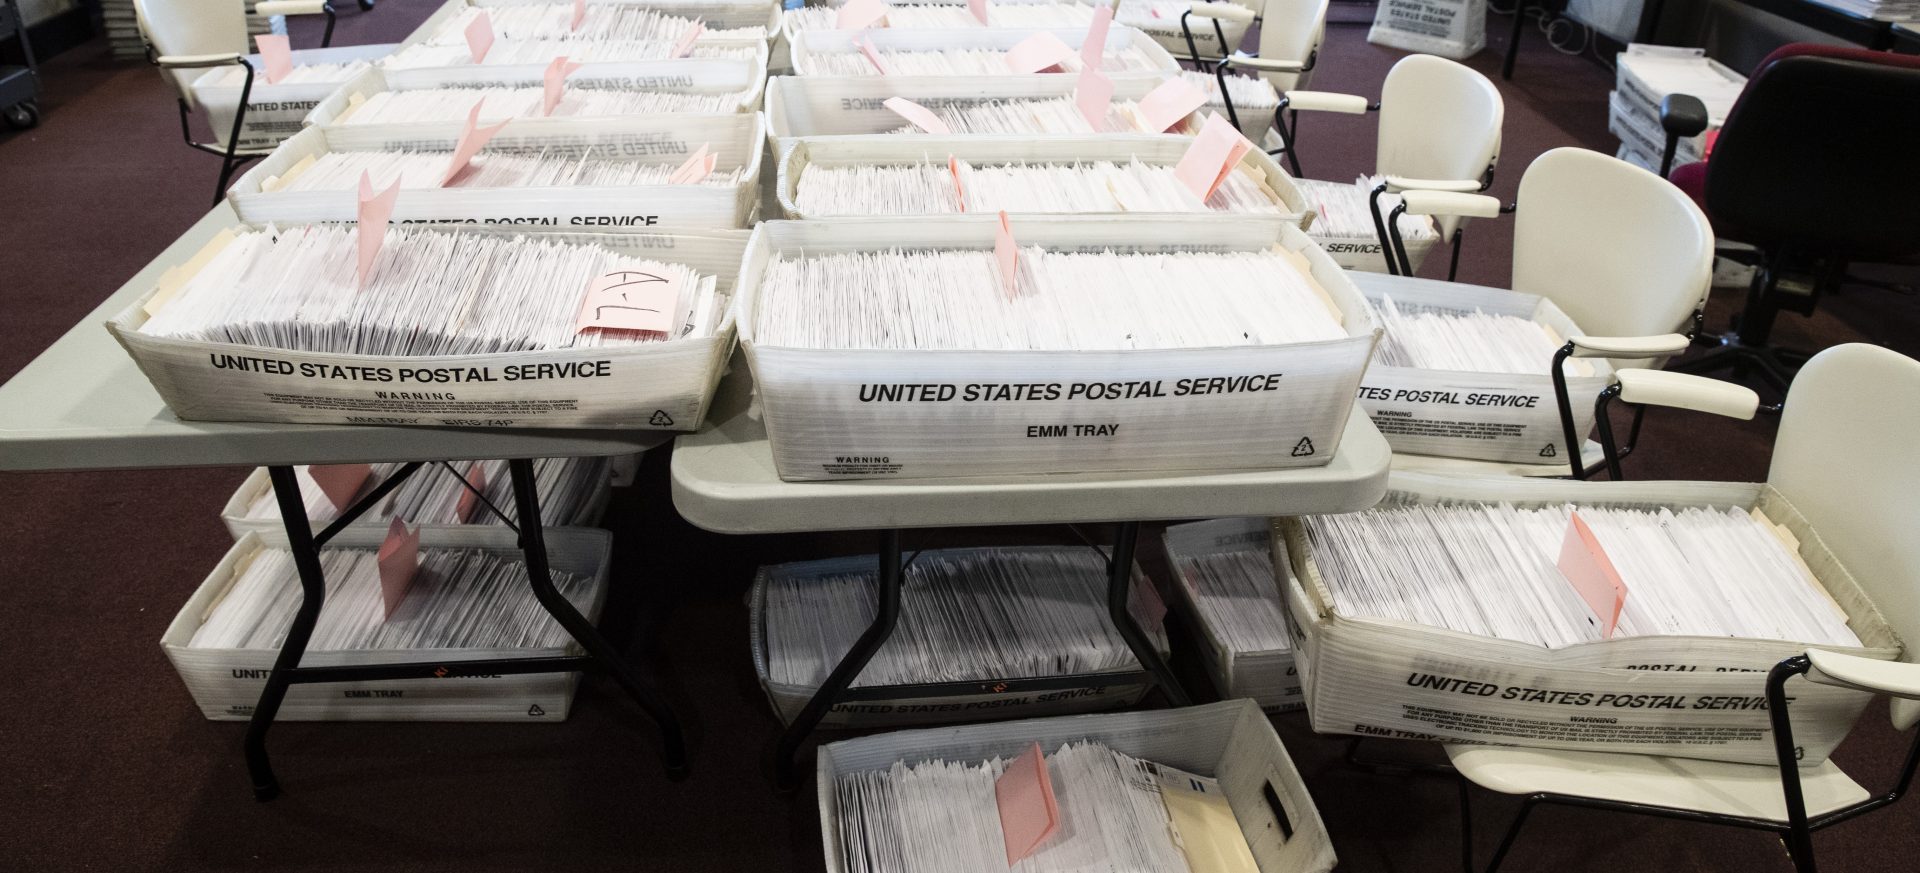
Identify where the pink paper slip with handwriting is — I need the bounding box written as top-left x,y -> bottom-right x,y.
308,463 -> 372,513
883,97 -> 950,133
1079,5 -> 1113,68
439,100 -> 511,187
356,172 -> 401,287
1139,76 -> 1206,132
465,12 -> 494,63
996,742 -> 1060,866
255,35 -> 293,84
1005,32 -> 1075,73
543,56 -> 583,115
994,211 -> 1018,300
577,266 -> 682,334
1074,68 -> 1113,129
837,0 -> 889,30
378,518 -> 421,620
1558,511 -> 1628,638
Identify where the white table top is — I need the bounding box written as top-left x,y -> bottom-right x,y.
670,354 -> 1393,534
0,204 -> 670,472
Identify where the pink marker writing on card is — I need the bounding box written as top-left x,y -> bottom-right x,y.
1558,511 -> 1628,638
377,518 -> 421,620
307,463 -> 372,513
882,97 -> 951,134
255,34 -> 293,84
995,743 -> 1060,866
543,56 -> 583,116
1074,68 -> 1114,129
439,100 -> 511,187
465,12 -> 494,63
837,0 -> 889,30
356,172 -> 401,288
1138,75 -> 1207,133
1005,31 -> 1075,74
1079,5 -> 1113,69
577,266 -> 684,335
994,211 -> 1018,300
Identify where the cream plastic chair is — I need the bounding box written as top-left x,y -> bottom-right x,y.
1378,147 -> 1717,479
134,0 -> 336,205
1202,0 -> 1329,142
1449,343 -> 1920,873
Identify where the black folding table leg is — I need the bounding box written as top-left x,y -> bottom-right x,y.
1106,521 -> 1190,707
505,458 -> 689,780
244,465 -> 331,801
774,528 -> 905,791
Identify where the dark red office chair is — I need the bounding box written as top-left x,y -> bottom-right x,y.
1656,43 -> 1920,391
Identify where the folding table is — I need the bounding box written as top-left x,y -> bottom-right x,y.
671,356 -> 1394,788
0,204 -> 687,799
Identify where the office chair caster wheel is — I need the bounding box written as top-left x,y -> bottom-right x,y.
357,0 -> 374,9
4,101 -> 40,130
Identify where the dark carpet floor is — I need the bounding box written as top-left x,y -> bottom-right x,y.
1,4 -> 1916,872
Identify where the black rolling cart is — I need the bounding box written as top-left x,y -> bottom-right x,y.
0,0 -> 39,128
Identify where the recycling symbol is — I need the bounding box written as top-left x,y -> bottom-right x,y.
1291,437 -> 1315,457
527,704 -> 547,717
649,410 -> 674,427
1539,443 -> 1557,458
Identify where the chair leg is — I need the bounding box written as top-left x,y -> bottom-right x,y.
1447,228 -> 1465,281
1481,796 -> 1537,873
1458,778 -> 1475,873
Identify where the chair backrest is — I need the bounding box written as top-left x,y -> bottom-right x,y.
134,0 -> 250,103
1704,43 -> 1920,261
1376,54 -> 1503,185
1511,148 -> 1713,338
1254,0 -> 1329,92
1770,343 -> 1920,731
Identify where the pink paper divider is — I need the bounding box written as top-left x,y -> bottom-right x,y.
949,155 -> 966,212
356,171 -> 401,288
994,211 -> 1018,300
1005,31 -> 1075,74
465,12 -> 495,64
855,32 -> 890,74
439,99 -> 511,187
1172,113 -> 1250,201
254,35 -> 293,85
1079,5 -> 1113,68
543,56 -> 584,116
577,266 -> 683,334
377,518 -> 422,620
667,142 -> 715,185
883,97 -> 951,134
571,0 -> 586,31
1074,68 -> 1114,129
995,742 -> 1060,866
1138,75 -> 1207,133
307,463 -> 373,514
837,0 -> 890,30
672,21 -> 704,59
1557,511 -> 1628,638
968,0 -> 988,25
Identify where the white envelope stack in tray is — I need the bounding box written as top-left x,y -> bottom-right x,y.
750,546 -> 1169,728
818,701 -> 1336,873
108,224 -> 748,429
405,0 -> 779,46
776,135 -> 1311,223
162,525 -> 612,721
190,44 -> 398,151
784,1 -> 1101,35
1354,279 -> 1612,465
230,113 -> 765,229
789,26 -> 1179,78
381,37 -> 765,74
1288,176 -> 1438,273
305,62 -> 768,131
221,457 -> 614,538
450,0 -> 785,32
1277,472 -> 1903,765
737,216 -> 1380,481
1608,44 -> 1746,172
1114,0 -> 1260,59
1163,518 -> 1304,712
1181,69 -> 1283,140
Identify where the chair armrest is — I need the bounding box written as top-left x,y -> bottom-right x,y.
1187,2 -> 1258,22
1806,650 -> 1920,700
156,52 -> 247,68
1568,334 -> 1690,358
1282,90 -> 1368,114
1659,93 -> 1709,139
1223,52 -> 1306,73
1614,369 -> 1758,420
1383,176 -> 1482,194
1399,191 -> 1501,219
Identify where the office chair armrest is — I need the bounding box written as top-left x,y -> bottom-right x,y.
155,52 -> 247,68
1806,650 -> 1920,700
1222,52 -> 1306,73
1568,334 -> 1690,358
1614,369 -> 1759,420
1382,176 -> 1483,194
256,0 -> 330,15
1187,2 -> 1258,22
1659,93 -> 1710,139
1399,190 -> 1501,219
1281,90 -> 1369,114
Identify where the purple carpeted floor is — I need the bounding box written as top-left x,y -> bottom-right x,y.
1,4 -> 1916,872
